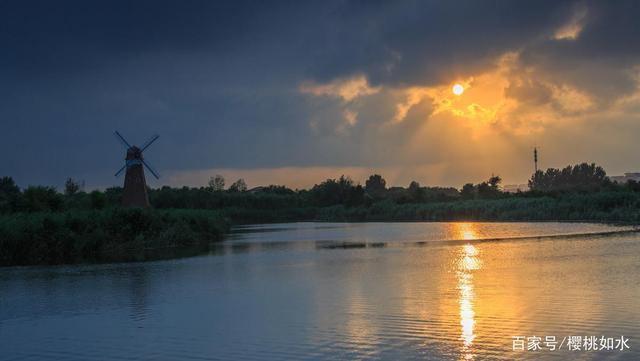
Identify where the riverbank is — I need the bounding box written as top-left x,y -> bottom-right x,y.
312,193 -> 640,223
3,188 -> 640,266
216,192 -> 640,224
0,208 -> 229,266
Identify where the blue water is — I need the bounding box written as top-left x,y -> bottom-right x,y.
1,222 -> 638,360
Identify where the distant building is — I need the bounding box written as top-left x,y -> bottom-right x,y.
609,172 -> 640,184
502,184 -> 529,193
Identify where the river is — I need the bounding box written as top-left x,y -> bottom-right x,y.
1,222 -> 639,360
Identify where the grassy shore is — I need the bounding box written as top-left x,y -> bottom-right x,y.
211,191 -> 640,224
313,192 -> 640,223
4,190 -> 640,267
0,208 -> 229,266
3,164 -> 640,266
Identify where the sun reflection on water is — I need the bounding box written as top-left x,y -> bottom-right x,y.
454,223 -> 482,360
456,222 -> 479,241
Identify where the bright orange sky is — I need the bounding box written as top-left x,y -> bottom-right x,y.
171,47 -> 640,189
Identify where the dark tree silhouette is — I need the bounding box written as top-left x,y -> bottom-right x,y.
208,175 -> 225,191
310,175 -> 363,206
365,174 -> 387,197
460,183 -> 476,200
90,190 -> 106,209
0,176 -> 20,213
64,178 -> 80,196
229,178 -> 248,192
529,163 -> 609,192
488,175 -> 501,188
407,181 -> 425,202
23,186 -> 63,212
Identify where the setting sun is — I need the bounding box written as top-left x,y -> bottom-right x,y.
452,83 -> 464,95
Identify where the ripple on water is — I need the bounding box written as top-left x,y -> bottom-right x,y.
1,222 -> 639,360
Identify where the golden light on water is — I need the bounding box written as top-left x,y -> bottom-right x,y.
452,83 -> 465,95
455,222 -> 478,241
306,222 -> 623,360
459,271 -> 476,359
455,223 -> 481,360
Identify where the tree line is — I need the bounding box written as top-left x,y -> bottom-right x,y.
4,161 -> 640,266
1,162 -> 638,215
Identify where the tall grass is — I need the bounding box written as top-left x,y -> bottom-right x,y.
3,185 -> 640,267
0,208 -> 229,266
314,191 -> 640,223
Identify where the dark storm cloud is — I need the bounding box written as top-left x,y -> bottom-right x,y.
1,1 -> 261,75
1,0 -> 639,188
0,1 -> 580,84
515,1 -> 640,102
308,0 -> 573,86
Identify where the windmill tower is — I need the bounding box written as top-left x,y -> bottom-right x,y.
114,131 -> 160,208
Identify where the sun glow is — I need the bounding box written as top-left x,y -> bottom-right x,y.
453,83 -> 465,95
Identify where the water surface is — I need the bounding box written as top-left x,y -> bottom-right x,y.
1,222 -> 639,360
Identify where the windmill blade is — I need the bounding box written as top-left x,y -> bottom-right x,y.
141,159 -> 160,179
140,134 -> 159,152
114,164 -> 127,177
114,131 -> 132,149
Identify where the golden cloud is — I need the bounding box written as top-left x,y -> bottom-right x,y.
299,50 -> 602,135
295,50 -> 640,185
553,7 -> 588,41
299,74 -> 380,102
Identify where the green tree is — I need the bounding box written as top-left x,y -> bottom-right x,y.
208,174 -> 225,191
477,175 -> 503,199
23,186 -> 63,212
308,175 -> 364,207
407,181 -> 425,203
345,184 -> 365,207
488,175 -> 501,188
0,176 -> 21,213
104,187 -> 123,207
90,190 -> 106,209
229,178 -> 247,192
64,177 -> 80,196
529,163 -> 609,192
460,183 -> 476,200
365,174 -> 386,197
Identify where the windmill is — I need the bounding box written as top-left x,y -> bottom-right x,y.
114,131 -> 160,208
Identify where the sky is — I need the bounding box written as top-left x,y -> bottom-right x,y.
2,0 -> 640,190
